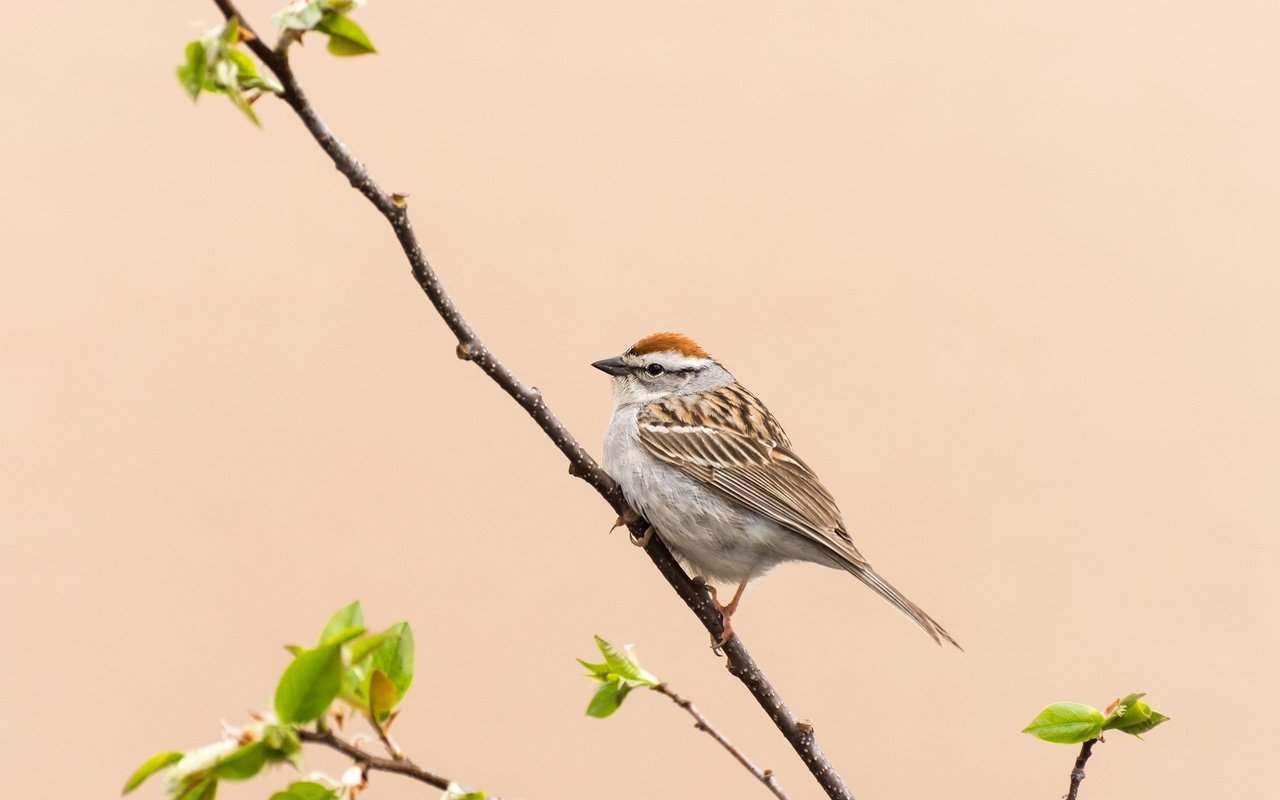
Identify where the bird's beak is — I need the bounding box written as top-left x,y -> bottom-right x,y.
591,356 -> 630,376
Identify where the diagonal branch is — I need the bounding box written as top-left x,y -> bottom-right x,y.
206,3 -> 853,798
299,729 -> 488,797
651,683 -> 789,800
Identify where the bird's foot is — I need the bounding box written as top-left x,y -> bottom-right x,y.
609,507 -> 642,534
711,614 -> 742,652
629,525 -> 654,548
703,583 -> 744,651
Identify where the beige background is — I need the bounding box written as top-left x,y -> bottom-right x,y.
2,2 -> 1278,798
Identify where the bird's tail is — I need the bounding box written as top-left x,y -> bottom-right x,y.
846,563 -> 962,649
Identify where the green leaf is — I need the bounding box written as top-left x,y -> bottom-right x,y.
225,88 -> 261,127
1103,693 -> 1170,737
321,625 -> 367,648
177,65 -> 199,100
595,637 -> 637,679
209,740 -> 268,781
579,637 -> 659,717
319,601 -> 364,644
221,16 -> 241,45
586,680 -> 632,718
1123,706 -> 1170,737
441,782 -> 487,800
275,642 -> 343,723
176,40 -> 207,101
269,781 -> 339,800
368,668 -> 398,720
342,623 -> 415,710
122,750 -> 183,794
348,631 -> 394,664
369,622 -> 414,698
316,12 -> 376,56
1022,702 -> 1106,744
1102,692 -> 1144,727
176,778 -> 218,800
226,49 -> 257,77
593,636 -> 659,686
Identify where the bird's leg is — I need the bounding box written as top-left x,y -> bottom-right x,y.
704,581 -> 749,649
629,525 -> 655,548
721,580 -> 748,618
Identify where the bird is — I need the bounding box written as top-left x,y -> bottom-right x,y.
593,331 -> 959,648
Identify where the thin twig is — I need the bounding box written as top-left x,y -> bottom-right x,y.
651,683 -> 789,800
1065,738 -> 1097,800
367,711 -> 403,760
204,4 -> 854,798
298,729 -> 485,796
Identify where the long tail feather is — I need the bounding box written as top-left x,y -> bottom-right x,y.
846,564 -> 962,649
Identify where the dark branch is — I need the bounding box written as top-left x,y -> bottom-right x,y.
298,729 -> 477,795
1066,738 -> 1097,800
651,683 -> 790,800
206,3 -> 853,798
634,543 -> 851,798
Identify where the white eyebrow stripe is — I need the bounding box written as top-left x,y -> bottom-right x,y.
622,351 -> 712,371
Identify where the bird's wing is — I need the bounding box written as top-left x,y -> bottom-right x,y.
636,384 -> 867,568
641,384 -> 961,648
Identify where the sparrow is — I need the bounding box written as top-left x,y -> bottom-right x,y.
594,332 -> 959,648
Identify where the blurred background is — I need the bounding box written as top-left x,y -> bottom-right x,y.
2,1 -> 1278,798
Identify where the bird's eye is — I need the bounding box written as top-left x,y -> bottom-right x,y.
646,364 -> 666,377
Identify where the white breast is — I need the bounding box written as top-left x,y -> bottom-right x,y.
601,404 -> 809,582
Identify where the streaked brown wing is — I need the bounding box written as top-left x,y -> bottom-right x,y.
637,387 -> 867,567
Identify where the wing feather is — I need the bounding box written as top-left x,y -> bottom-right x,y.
637,387 -> 865,566
638,385 -> 961,648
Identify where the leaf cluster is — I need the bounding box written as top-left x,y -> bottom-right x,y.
176,17 -> 282,125
1022,692 -> 1170,745
176,0 -> 377,125
123,601 -> 414,800
578,636 -> 660,719
274,1 -> 378,57
277,600 -> 415,725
